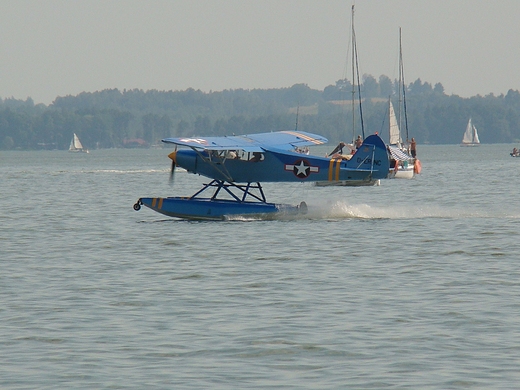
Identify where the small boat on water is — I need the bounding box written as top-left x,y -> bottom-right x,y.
460,118 -> 480,147
386,100 -> 417,179
387,144 -> 420,179
69,133 -> 89,153
385,28 -> 420,179
511,147 -> 520,157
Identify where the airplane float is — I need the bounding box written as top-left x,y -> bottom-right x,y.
133,131 -> 390,220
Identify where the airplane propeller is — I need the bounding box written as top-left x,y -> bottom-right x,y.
168,149 -> 177,185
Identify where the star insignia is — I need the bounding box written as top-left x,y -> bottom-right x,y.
284,159 -> 319,179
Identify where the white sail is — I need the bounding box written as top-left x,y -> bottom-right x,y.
472,124 -> 480,144
462,119 -> 474,144
388,101 -> 402,146
69,133 -> 88,152
461,118 -> 480,145
74,133 -> 84,149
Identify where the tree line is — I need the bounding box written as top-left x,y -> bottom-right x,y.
2,76 -> 520,150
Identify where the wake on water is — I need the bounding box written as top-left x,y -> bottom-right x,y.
303,199 -> 517,220
225,200 -> 514,221
300,200 -> 448,220
222,202 -> 466,222
307,200 -> 520,219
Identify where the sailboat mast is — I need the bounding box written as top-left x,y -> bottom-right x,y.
295,104 -> 299,131
351,5 -> 365,140
397,29 -> 403,139
399,27 -> 410,143
350,5 -> 356,143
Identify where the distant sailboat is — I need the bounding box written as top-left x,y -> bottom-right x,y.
69,133 -> 89,153
461,118 -> 480,146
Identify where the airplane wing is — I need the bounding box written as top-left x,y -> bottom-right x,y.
246,131 -> 327,149
162,131 -> 327,152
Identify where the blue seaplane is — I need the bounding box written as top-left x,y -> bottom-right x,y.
133,131 -> 390,220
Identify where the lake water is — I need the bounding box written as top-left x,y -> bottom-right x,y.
2,144 -> 520,389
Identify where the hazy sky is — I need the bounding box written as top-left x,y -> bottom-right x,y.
1,0 -> 519,105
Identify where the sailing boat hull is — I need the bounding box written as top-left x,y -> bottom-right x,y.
386,144 -> 418,179
388,167 -> 415,179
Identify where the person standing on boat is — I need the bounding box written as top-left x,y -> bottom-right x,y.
410,137 -> 417,158
355,135 -> 363,150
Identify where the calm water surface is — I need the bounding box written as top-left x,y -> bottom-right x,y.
1,144 -> 520,389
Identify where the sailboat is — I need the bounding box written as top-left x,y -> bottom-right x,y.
386,28 -> 421,179
460,118 -> 480,146
69,133 -> 89,153
316,4 -> 379,187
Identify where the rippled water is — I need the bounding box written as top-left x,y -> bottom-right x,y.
2,145 -> 520,388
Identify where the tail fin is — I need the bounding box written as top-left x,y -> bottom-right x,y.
346,134 -> 390,179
